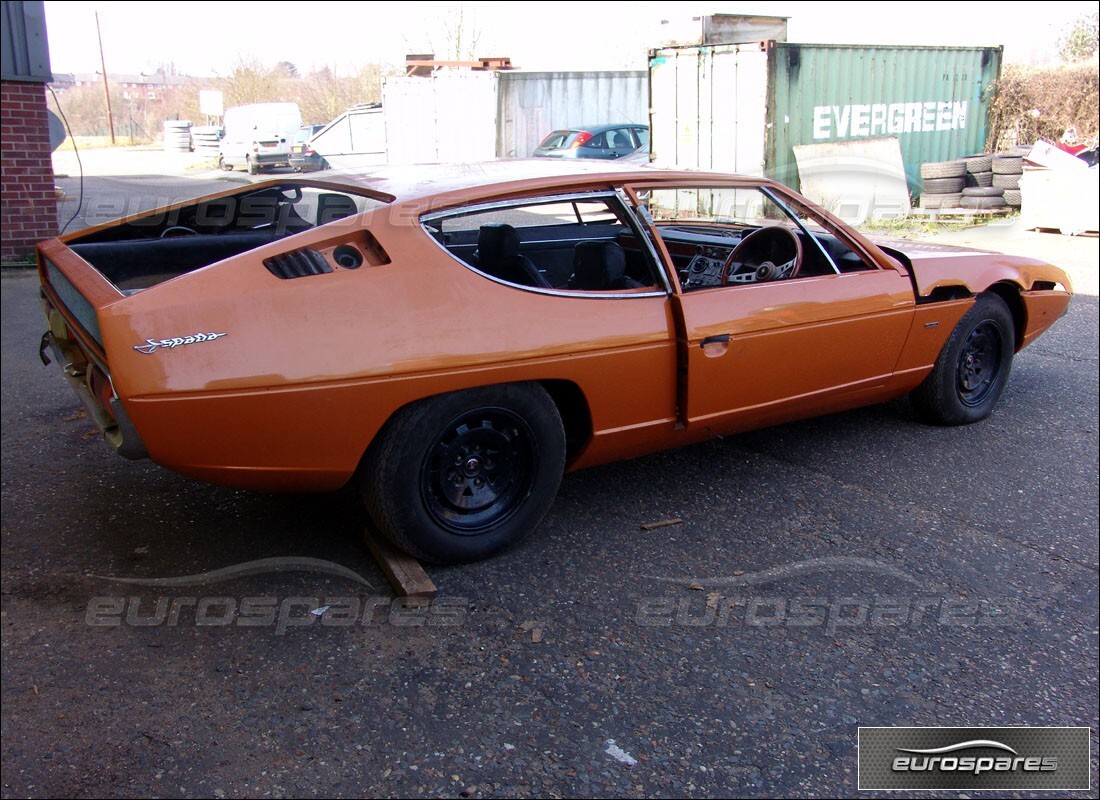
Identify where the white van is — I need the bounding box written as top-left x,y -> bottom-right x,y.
219,102 -> 302,175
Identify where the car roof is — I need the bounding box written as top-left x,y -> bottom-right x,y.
304,159 -> 741,206
555,123 -> 647,134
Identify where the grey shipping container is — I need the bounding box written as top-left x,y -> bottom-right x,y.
649,40 -> 1002,195
497,70 -> 648,159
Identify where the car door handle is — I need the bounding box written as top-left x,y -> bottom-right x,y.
700,334 -> 730,347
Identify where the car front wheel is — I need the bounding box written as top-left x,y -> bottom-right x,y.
362,383 -> 566,564
910,292 -> 1015,425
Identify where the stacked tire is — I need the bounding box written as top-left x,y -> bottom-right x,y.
919,160 -> 966,209
992,153 -> 1024,208
962,154 -> 994,188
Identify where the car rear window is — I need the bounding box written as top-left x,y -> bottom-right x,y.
537,132 -> 571,150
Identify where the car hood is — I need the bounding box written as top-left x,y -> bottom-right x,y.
866,234 -> 1073,297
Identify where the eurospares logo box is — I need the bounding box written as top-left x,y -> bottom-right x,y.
858,727 -> 1090,791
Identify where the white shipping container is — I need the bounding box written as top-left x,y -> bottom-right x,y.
648,43 -> 768,174
383,72 -> 499,164
316,70 -> 649,168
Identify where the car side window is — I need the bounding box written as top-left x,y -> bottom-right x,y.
423,195 -> 663,293
608,129 -> 634,150
581,133 -> 607,149
633,127 -> 649,148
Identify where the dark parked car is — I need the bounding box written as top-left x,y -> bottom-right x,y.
290,124 -> 327,172
533,124 -> 648,160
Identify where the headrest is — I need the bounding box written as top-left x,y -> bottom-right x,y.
477,223 -> 521,263
316,193 -> 358,225
571,241 -> 626,290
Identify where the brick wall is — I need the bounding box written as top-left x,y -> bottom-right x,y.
1,80 -> 58,262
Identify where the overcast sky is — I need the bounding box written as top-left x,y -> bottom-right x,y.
43,0 -> 1096,77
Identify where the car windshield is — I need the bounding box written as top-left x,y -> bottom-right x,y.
644,186 -> 797,231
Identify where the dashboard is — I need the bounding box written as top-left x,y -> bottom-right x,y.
654,225 -> 748,289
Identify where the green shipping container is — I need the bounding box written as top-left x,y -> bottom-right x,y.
649,40 -> 1003,203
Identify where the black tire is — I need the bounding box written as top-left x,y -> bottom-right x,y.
919,192 -> 962,209
963,154 -> 993,173
218,156 -> 233,172
965,170 -> 994,188
910,293 -> 1015,425
960,195 -> 1007,209
920,160 -> 967,179
922,177 -> 964,194
961,186 -> 1004,197
992,173 -> 1020,189
247,156 -> 259,175
992,156 -> 1023,174
362,383 -> 567,564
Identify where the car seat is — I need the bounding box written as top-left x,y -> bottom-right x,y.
474,223 -> 550,288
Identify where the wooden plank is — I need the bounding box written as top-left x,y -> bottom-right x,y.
909,207 -> 1016,222
363,527 -> 437,599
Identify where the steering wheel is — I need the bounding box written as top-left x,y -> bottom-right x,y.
159,226 -> 199,238
720,226 -> 803,285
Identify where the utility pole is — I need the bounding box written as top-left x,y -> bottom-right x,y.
96,11 -> 116,145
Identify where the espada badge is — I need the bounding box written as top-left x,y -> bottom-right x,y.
134,331 -> 227,354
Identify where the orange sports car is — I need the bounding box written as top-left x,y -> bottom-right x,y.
38,161 -> 1072,563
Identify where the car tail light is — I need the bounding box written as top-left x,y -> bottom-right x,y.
571,131 -> 592,148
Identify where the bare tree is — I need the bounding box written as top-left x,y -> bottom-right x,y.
222,58 -> 286,106
407,5 -> 484,62
1060,11 -> 1099,62
295,64 -> 385,125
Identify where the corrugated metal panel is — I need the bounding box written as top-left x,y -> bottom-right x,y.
649,44 -> 769,174
1,1 -> 52,82
382,72 -> 498,163
766,43 -> 1002,191
496,71 -> 647,158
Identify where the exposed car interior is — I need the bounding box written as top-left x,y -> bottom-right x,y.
640,185 -> 876,290
65,184 -> 384,292
424,187 -> 875,294
424,194 -> 661,292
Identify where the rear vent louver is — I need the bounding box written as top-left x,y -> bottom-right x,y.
263,249 -> 333,279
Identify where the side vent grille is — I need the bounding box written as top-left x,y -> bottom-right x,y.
263,249 -> 332,279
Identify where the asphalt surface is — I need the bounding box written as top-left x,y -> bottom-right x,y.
1,161 -> 1098,798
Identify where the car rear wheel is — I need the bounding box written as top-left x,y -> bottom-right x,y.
218,156 -> 233,172
910,293 -> 1015,425
247,156 -> 258,175
362,383 -> 566,564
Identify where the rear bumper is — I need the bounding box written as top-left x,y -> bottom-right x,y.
253,152 -> 290,167
41,301 -> 148,460
290,152 -> 326,171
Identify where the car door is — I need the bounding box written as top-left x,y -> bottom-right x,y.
605,128 -> 637,159
635,182 -> 915,432
675,270 -> 914,431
